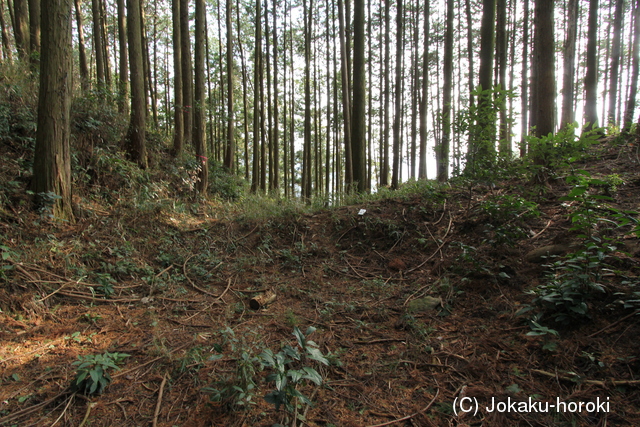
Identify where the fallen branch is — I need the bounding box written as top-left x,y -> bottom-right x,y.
152,373 -> 169,427
588,310 -> 639,338
365,388 -> 439,427
182,254 -> 220,298
531,369 -> 640,386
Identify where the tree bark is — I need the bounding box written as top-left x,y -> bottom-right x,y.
73,0 -> 89,94
583,0 -> 600,132
607,0 -> 624,126
560,0 -> 578,130
351,0 -> 366,192
623,0 -> 640,131
92,0 -> 105,91
31,0 -> 73,222
0,0 -> 12,61
223,0 -> 235,171
171,0 -> 183,156
531,0 -> 555,137
439,0 -> 453,182
13,0 -> 29,60
418,0 -> 429,180
27,0 -> 39,65
391,0 -> 404,189
125,0 -> 147,168
117,0 -> 129,114
194,0 -> 208,193
337,0 -> 352,189
180,0 -> 193,146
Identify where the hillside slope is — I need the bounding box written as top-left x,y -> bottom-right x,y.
1,137 -> 640,426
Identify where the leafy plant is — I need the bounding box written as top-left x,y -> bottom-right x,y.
526,321 -> 559,352
203,327 -> 260,410
72,352 -> 129,395
259,326 -> 329,420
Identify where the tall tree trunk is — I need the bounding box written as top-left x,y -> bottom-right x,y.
560,0 -> 578,129
439,0 -> 453,182
531,0 -> 555,137
351,0 -> 366,192
607,0 -> 624,126
496,0 -> 509,155
194,0 -> 208,193
380,0 -> 390,185
27,0 -> 39,65
236,2 -> 249,178
302,0 -> 312,200
470,0 -> 496,172
583,0 -> 600,132
171,0 -> 183,156
223,0 -> 235,171
180,0 -> 193,146
465,0 -> 474,108
418,0 -> 429,179
391,0 -> 404,189
520,0 -> 529,155
92,0 -> 105,90
0,0 -> 12,61
32,0 -> 73,222
623,0 -> 640,132
251,0 -> 262,192
125,0 -> 147,168
74,0 -> 89,93
117,0 -> 129,113
337,0 -> 352,189
271,0 -> 279,190
13,0 -> 29,60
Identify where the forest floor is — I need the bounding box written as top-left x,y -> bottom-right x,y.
1,137 -> 640,427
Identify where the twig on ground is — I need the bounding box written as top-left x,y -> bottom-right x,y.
152,373 -> 169,427
365,388 -> 439,427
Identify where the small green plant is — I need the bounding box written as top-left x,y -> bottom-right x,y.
94,272 -> 116,297
203,327 -> 260,410
528,248 -> 608,324
72,352 -> 129,395
479,194 -> 540,246
526,320 -> 559,352
259,326 -> 329,420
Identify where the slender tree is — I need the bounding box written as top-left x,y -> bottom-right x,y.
530,0 -> 555,137
583,0 -> 600,132
302,0 -> 313,199
337,0 -> 352,188
194,0 -> 208,193
74,0 -> 89,93
117,0 -> 129,113
439,0 -> 453,182
223,0 -> 235,171
560,0 -> 578,129
418,0 -> 429,179
125,0 -> 148,168
27,0 -> 39,64
180,0 -> 193,146
607,0 -> 624,126
520,0 -> 529,155
351,0 -> 366,192
171,0 -> 183,156
623,0 -> 639,131
13,0 -> 29,60
391,0 -> 404,189
0,0 -> 12,61
92,0 -> 106,90
469,0 -> 496,172
31,0 -> 73,222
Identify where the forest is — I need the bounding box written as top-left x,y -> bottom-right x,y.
0,0 -> 640,425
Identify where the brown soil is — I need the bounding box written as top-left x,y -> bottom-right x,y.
1,140 -> 640,426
